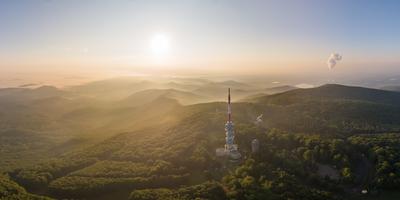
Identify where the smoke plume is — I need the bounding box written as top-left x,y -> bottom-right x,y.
327,53 -> 342,69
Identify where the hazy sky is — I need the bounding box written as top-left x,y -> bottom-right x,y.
1,0 -> 400,86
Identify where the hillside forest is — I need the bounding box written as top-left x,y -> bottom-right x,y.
1,77 -> 400,200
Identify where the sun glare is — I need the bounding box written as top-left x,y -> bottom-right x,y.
150,33 -> 170,55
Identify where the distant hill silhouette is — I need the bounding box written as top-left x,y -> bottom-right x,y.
121,89 -> 207,106
380,85 -> 400,92
264,85 -> 297,94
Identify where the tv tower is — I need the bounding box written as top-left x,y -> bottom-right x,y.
224,88 -> 241,160
225,88 -> 234,151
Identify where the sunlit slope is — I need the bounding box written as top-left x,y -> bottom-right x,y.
0,96 -> 187,171
0,79 -> 212,132
68,77 -> 256,101
120,89 -> 208,106
68,77 -> 294,103
0,86 -> 64,104
0,87 -> 189,172
69,77 -> 157,100
11,103 -> 231,199
193,81 -> 257,100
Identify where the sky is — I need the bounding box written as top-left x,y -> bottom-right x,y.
0,0 -> 400,86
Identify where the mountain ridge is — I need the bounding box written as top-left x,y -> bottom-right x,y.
255,84 -> 400,106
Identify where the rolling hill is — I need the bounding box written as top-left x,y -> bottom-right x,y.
120,89 -> 208,106
2,81 -> 400,199
255,84 -> 400,106
250,84 -> 400,134
0,174 -> 51,200
264,85 -> 297,94
380,85 -> 400,92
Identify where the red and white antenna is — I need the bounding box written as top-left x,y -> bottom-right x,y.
228,88 -> 232,122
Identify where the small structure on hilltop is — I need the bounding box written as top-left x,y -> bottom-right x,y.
216,88 -> 241,161
361,189 -> 368,194
255,114 -> 263,125
251,139 -> 260,153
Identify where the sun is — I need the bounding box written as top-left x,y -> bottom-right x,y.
150,33 -> 170,55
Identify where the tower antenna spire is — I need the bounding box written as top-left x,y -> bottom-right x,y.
228,88 -> 231,122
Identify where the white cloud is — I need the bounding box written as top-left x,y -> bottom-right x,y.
327,53 -> 342,69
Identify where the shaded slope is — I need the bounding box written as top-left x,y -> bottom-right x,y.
0,174 -> 51,199
255,84 -> 400,106
381,85 -> 400,92
248,84 -> 400,134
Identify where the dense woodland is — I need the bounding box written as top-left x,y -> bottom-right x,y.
0,174 -> 50,200
1,78 -> 400,199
